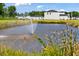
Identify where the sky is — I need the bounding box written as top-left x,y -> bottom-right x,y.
5,3 -> 79,13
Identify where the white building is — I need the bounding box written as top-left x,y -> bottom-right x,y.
44,10 -> 69,20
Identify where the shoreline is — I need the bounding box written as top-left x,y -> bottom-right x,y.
0,20 -> 30,30
33,20 -> 79,28
0,19 -> 79,30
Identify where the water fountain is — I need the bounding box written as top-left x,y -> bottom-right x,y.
30,19 -> 34,34
0,35 -> 8,38
29,19 -> 37,35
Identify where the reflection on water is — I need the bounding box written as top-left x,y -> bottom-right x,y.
0,24 -> 79,52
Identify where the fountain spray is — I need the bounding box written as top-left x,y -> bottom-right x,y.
30,19 -> 34,34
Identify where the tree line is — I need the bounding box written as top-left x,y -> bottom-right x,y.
17,11 -> 44,17
0,3 -> 44,17
0,3 -> 17,17
65,11 -> 79,20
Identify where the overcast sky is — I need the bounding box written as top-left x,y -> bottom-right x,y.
5,3 -> 79,13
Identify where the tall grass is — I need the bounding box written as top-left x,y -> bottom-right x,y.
34,25 -> 78,56
0,44 -> 28,56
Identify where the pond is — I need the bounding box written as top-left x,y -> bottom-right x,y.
0,24 -> 79,53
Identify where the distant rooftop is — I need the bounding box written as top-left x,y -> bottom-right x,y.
45,10 -> 66,13
46,10 -> 58,12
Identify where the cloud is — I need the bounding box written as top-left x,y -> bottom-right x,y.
46,8 -> 51,11
36,5 -> 43,9
59,9 -> 66,11
15,3 -> 31,6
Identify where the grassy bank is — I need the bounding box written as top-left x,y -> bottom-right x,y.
0,17 -> 17,20
33,20 -> 79,28
0,18 -> 30,29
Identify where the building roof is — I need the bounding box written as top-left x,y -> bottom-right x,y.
45,10 -> 58,12
58,11 -> 66,13
45,10 -> 67,13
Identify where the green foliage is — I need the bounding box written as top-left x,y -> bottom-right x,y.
0,3 -> 17,17
72,11 -> 79,17
34,26 -> 77,56
34,36 -> 63,56
3,8 -> 9,17
65,11 -> 79,20
29,11 -> 44,17
40,45 -> 62,56
0,45 -> 28,56
37,37 -> 46,48
8,6 -> 16,17
72,11 -> 79,19
0,3 -> 5,16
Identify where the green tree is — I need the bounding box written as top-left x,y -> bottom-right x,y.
72,11 -> 79,19
24,12 -> 28,16
3,8 -> 8,17
8,6 -> 16,17
29,11 -> 44,17
65,11 -> 79,20
17,13 -> 24,16
65,12 -> 72,20
0,3 -> 5,17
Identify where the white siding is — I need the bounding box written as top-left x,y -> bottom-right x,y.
44,12 -> 60,19
44,12 -> 69,20
60,16 -> 69,20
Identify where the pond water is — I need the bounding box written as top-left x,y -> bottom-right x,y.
0,24 -> 79,52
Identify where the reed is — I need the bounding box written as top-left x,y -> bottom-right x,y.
35,25 -> 78,56
0,44 -> 28,56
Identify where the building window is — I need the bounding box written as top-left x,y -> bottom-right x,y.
47,12 -> 51,15
50,12 -> 51,15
